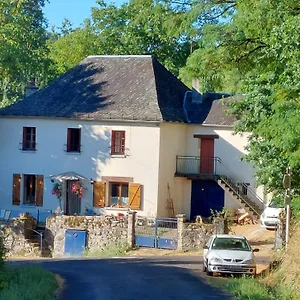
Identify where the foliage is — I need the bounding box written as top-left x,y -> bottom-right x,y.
47,0 -> 191,77
85,242 -> 130,257
0,266 -> 58,300
179,0 -> 300,203
0,234 -> 7,291
71,180 -> 84,198
0,0 -> 49,106
51,183 -> 62,199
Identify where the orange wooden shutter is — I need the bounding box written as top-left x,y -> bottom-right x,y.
129,183 -> 141,210
36,175 -> 44,206
93,181 -> 106,207
12,174 -> 21,205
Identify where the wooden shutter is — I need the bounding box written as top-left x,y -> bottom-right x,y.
36,175 -> 44,206
93,181 -> 106,207
129,183 -> 141,210
67,128 -> 71,152
12,174 -> 21,205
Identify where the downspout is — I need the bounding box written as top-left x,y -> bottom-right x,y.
183,91 -> 192,123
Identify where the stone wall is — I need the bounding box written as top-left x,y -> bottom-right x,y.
177,215 -> 224,251
0,216 -> 39,257
45,214 -> 135,257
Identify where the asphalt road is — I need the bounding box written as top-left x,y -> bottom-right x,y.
11,256 -> 231,300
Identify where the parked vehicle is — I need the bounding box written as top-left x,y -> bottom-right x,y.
260,201 -> 284,230
203,234 -> 259,276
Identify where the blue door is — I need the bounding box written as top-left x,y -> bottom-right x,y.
65,230 -> 86,256
191,180 -> 224,220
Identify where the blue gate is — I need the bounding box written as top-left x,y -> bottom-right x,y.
135,217 -> 178,250
64,229 -> 87,256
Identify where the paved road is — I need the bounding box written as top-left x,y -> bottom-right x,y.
11,256 -> 231,300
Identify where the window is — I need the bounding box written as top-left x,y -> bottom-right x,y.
110,183 -> 129,207
22,127 -> 36,151
67,128 -> 81,152
111,130 -> 125,155
23,175 -> 36,205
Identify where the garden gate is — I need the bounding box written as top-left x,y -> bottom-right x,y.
135,217 -> 178,250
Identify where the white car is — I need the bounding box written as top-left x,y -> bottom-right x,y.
260,201 -> 284,229
203,234 -> 258,276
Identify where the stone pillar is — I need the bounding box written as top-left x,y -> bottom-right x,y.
177,214 -> 185,251
214,217 -> 225,234
127,211 -> 136,248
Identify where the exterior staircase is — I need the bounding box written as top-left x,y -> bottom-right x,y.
27,226 -> 52,257
218,176 -> 264,217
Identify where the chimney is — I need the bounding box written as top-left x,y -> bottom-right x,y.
192,78 -> 202,103
25,79 -> 38,97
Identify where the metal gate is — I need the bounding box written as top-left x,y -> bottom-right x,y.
135,217 -> 178,250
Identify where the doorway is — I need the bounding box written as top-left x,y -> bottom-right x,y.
200,138 -> 215,173
190,180 -> 224,220
65,180 -> 81,215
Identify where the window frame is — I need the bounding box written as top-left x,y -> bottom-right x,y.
22,127 -> 36,151
67,128 -> 81,153
109,182 -> 129,207
23,174 -> 37,205
111,130 -> 125,156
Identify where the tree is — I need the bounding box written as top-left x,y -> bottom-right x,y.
181,0 -> 300,199
47,0 -> 191,77
0,0 -> 49,106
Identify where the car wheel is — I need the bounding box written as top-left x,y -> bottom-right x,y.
206,270 -> 213,276
202,264 -> 207,272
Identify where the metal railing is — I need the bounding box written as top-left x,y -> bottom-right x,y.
175,156 -> 266,214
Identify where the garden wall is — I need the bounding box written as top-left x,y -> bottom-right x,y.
45,214 -> 134,257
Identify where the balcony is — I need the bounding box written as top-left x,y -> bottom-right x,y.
175,156 -> 221,179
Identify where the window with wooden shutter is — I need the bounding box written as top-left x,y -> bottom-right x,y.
129,183 -> 142,210
12,174 -> 21,205
93,181 -> 106,207
111,130 -> 125,155
36,175 -> 44,206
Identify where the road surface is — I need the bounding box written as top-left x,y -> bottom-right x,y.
11,256 -> 231,300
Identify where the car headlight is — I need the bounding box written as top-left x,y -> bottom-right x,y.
243,258 -> 255,265
209,257 -> 223,264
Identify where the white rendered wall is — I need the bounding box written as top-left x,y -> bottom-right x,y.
0,117 -> 160,217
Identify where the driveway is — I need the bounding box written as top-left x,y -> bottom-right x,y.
12,256 -> 231,300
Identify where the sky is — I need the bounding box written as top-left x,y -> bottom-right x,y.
44,0 -> 125,29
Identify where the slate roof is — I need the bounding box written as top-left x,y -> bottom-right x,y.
0,55 -> 189,122
0,55 -> 237,126
184,92 -> 237,126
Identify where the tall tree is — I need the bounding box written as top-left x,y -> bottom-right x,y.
0,0 -> 49,106
47,0 -> 191,77
181,0 -> 300,201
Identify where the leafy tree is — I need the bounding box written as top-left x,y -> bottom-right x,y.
181,0 -> 300,198
0,0 -> 49,106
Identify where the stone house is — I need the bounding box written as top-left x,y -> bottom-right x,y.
0,55 -> 266,221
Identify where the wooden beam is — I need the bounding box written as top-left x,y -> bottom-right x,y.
193,134 -> 219,139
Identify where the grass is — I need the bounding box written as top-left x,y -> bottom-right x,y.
0,266 -> 58,300
85,242 -> 130,257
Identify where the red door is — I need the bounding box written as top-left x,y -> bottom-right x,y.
200,138 -> 214,173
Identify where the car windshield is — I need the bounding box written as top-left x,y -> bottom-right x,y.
211,237 -> 251,251
269,201 -> 283,208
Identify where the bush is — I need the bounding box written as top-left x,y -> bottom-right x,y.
85,242 -> 130,257
0,234 -> 7,290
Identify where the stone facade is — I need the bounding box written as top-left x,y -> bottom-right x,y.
0,216 -> 39,257
45,214 -> 135,257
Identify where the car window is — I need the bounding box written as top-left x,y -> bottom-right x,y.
211,237 -> 251,251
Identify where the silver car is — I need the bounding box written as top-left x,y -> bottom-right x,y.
203,234 -> 259,276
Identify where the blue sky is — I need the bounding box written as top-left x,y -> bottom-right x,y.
44,0 -> 125,28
